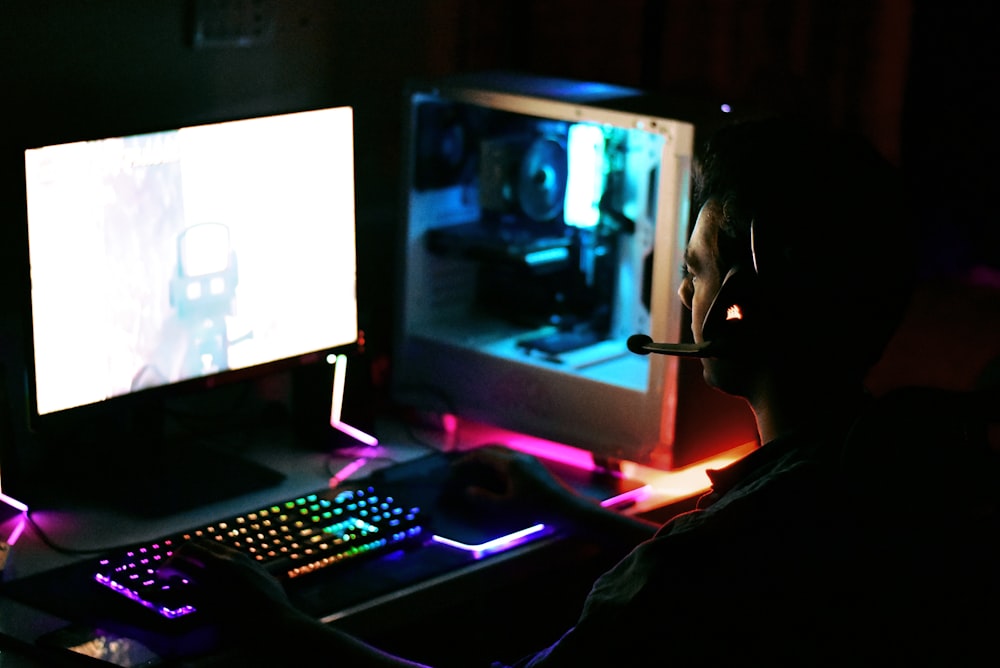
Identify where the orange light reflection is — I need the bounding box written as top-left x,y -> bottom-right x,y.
447,416 -> 757,512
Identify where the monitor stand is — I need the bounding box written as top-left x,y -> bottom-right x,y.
89,438 -> 286,518
28,397 -> 286,518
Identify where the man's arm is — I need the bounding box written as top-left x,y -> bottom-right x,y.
169,540 -> 432,666
263,606 -> 431,667
558,494 -> 659,545
452,445 -> 659,546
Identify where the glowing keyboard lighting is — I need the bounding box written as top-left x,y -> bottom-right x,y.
92,484 -> 425,618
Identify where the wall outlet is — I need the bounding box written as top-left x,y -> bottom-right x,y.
191,0 -> 277,48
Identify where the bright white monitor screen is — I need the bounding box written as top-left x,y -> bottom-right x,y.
24,107 -> 358,417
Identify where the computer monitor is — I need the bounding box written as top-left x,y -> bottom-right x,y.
18,106 -> 360,513
392,72 -> 757,471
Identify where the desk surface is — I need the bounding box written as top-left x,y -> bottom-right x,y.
0,419 -> 742,666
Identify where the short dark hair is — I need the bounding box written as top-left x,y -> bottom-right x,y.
692,116 -> 915,377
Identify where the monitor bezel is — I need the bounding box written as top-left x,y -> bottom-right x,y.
18,105 -> 361,443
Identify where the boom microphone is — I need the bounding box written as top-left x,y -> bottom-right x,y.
628,265 -> 756,360
626,334 -> 718,358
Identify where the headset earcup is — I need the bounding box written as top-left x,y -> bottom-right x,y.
701,266 -> 757,347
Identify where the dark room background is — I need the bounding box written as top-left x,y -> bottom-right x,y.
1,0 -> 997,421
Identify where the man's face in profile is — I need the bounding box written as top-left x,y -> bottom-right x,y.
679,200 -> 754,397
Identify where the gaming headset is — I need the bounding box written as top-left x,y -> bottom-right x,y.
628,221 -> 761,360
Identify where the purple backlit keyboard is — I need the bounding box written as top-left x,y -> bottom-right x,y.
94,484 -> 425,619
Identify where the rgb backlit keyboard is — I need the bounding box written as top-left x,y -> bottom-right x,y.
93,484 -> 425,619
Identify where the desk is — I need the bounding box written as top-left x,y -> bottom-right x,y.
0,421 -> 742,667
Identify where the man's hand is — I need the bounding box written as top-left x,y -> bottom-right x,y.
448,445 -> 586,520
163,539 -> 432,666
163,539 -> 302,626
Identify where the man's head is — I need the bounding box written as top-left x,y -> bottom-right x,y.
681,117 -> 915,396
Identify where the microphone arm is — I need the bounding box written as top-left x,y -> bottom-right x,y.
626,334 -> 718,359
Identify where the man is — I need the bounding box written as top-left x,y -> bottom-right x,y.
170,117 -> 994,665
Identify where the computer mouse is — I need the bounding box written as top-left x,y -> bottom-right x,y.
436,449 -> 509,514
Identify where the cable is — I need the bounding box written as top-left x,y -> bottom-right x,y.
23,510 -> 119,556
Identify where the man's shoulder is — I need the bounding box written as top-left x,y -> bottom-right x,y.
651,439 -> 844,547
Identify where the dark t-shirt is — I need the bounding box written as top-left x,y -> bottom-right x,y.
497,393 -> 997,666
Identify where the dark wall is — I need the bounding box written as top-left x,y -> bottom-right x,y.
902,0 -> 1000,277
1,0 -> 996,440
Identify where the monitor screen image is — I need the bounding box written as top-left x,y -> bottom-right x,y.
23,106 -> 359,419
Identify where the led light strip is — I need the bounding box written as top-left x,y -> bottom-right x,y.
431,523 -> 549,560
1,492 -> 28,547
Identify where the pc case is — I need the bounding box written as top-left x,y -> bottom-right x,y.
392,71 -> 756,469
